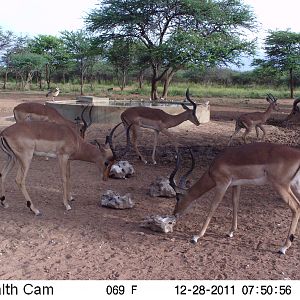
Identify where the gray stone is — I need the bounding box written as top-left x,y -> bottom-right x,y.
149,176 -> 176,197
110,161 -> 135,179
141,215 -> 177,233
101,190 -> 134,209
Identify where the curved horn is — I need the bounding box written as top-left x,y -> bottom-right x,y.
80,105 -> 93,138
178,148 -> 195,189
266,93 -> 277,103
169,147 -> 195,198
186,88 -> 197,111
106,122 -> 123,158
169,150 -> 181,193
106,122 -> 132,159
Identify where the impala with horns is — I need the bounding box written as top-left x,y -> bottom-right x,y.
170,143 -> 300,255
228,94 -> 278,145
13,102 -> 93,138
0,121 -> 130,215
120,88 -> 200,164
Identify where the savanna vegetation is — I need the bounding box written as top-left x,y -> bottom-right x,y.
0,0 -> 299,100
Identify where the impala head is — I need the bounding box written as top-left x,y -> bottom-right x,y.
266,93 -> 279,111
181,88 -> 200,126
89,138 -> 115,181
169,148 -> 195,217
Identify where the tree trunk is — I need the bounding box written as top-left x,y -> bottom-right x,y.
138,70 -> 144,89
2,70 -> 8,89
80,59 -> 84,95
290,67 -> 294,99
45,63 -> 50,89
151,78 -> 159,101
150,64 -> 159,101
121,69 -> 126,91
161,69 -> 176,100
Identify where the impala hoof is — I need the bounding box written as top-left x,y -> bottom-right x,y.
1,202 -> 9,209
190,235 -> 199,244
34,210 -> 42,216
66,204 -> 72,211
227,231 -> 234,238
278,247 -> 287,255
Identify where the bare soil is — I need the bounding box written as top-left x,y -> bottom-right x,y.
0,91 -> 299,280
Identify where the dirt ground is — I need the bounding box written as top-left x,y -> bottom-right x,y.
0,91 -> 299,280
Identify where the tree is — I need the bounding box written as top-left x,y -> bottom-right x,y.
86,0 -> 257,100
29,35 -> 64,89
60,30 -> 97,95
1,34 -> 30,89
9,52 -> 47,89
106,38 -> 136,90
254,30 -> 300,98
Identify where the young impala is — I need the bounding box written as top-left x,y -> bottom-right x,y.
120,88 -> 200,164
170,143 -> 300,255
13,102 -> 93,138
0,121 -> 129,215
228,94 -> 278,145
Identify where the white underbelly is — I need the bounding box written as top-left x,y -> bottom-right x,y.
231,176 -> 268,186
34,151 -> 57,158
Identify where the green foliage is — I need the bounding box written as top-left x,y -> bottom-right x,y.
264,30 -> 300,70
253,30 -> 300,98
86,0 -> 257,99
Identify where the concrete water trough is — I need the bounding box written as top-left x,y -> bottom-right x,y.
46,96 -> 210,125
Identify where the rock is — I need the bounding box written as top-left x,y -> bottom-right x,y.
101,190 -> 134,209
109,161 -> 135,179
149,176 -> 176,197
140,215 -> 176,233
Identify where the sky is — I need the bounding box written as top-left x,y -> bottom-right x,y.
0,0 -> 299,69
1,0 -> 299,37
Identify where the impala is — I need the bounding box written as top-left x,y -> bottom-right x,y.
0,121 -> 129,215
120,88 -> 200,164
13,102 -> 93,138
170,143 -> 300,255
228,94 -> 278,145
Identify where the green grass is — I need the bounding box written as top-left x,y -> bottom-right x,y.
1,81 -> 297,99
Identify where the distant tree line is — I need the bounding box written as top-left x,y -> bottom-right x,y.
0,0 -> 299,99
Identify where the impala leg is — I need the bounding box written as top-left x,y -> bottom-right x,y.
15,154 -> 41,216
151,130 -> 159,165
273,184 -> 300,254
192,185 -> 228,243
257,125 -> 266,141
58,155 -> 71,211
66,160 -> 74,202
131,125 -> 147,164
255,125 -> 260,139
228,185 -> 241,237
160,129 -> 180,158
228,127 -> 241,146
0,154 -> 15,208
242,127 -> 251,144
